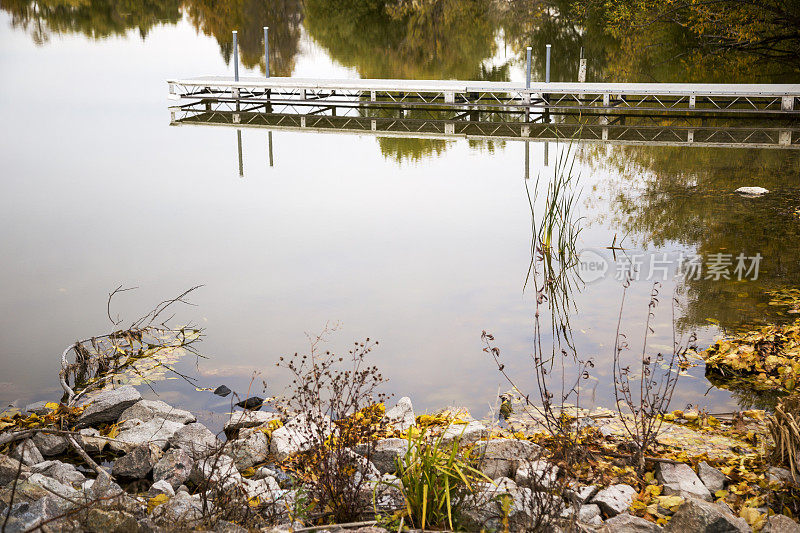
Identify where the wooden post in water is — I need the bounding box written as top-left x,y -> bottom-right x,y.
264,27 -> 270,78
578,47 -> 587,83
237,129 -> 243,177
232,31 -> 240,100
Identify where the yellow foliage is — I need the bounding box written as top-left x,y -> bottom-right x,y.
147,494 -> 170,513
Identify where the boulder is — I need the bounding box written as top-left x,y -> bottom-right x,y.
26,473 -> 79,501
153,448 -> 194,489
515,460 -> 559,490
86,473 -> 125,502
228,428 -> 270,470
592,484 -> 637,517
598,513 -> 661,532
76,385 -> 141,427
31,432 -> 68,456
84,508 -> 138,533
112,417 -> 184,452
578,503 -> 602,523
698,461 -> 728,494
31,460 -> 86,486
190,454 -> 241,490
148,479 -> 176,498
241,476 -> 281,502
566,483 -> 599,504
169,422 -> 221,459
118,399 -> 196,425
476,438 -> 542,479
223,411 -> 279,437
735,186 -> 769,197
24,401 -> 51,415
768,466 -> 796,485
440,420 -> 487,445
356,438 -> 409,474
112,445 -> 161,479
0,455 -> 28,486
506,487 -> 564,531
384,397 -> 415,431
3,495 -> 67,533
764,514 -> 800,533
151,491 -> 204,525
269,413 -> 326,461
664,496 -> 749,532
11,439 -> 44,466
76,428 -> 107,454
658,462 -> 712,501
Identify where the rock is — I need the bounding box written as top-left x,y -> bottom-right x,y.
76,385 -> 141,427
153,448 -> 194,489
664,496 -> 750,532
24,401 -> 51,415
698,461 -> 728,493
223,411 -> 279,437
213,385 -> 232,397
768,466 -> 796,485
0,455 -> 28,486
190,454 -> 241,490
384,397 -> 415,431
252,466 -> 279,481
112,445 -> 161,479
26,473 -> 79,501
31,460 -> 86,486
31,432 -> 68,456
215,520 -> 248,533
76,428 -> 107,454
228,428 -> 270,470
764,514 -> 800,533
579,503 -> 602,523
515,460 -> 559,490
113,417 -> 185,452
11,439 -> 44,466
356,438 -> 409,474
151,491 -> 204,525
493,476 -> 518,492
85,508 -> 138,533
235,396 -> 265,410
241,476 -> 281,502
148,479 -> 176,498
658,462 -> 712,501
3,495 -> 66,533
507,487 -> 564,531
269,413 -> 326,461
86,473 -> 125,502
440,420 -> 487,445
169,422 -> 221,459
735,186 -> 769,197
566,483 -> 599,504
592,484 -> 638,517
598,513 -> 661,532
476,438 -> 542,479
118,399 -> 196,425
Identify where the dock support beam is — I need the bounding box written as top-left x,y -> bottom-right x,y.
525,47 -> 532,89
545,44 -> 551,83
233,31 -> 239,82
783,96 -> 795,111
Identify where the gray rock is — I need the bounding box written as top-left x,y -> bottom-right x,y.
357,438 -> 409,474
252,466 -> 279,481
24,401 -> 51,415
223,411 -> 279,436
26,472 -> 79,501
269,413 -> 326,461
11,439 -> 44,466
148,479 -> 176,498
579,503 -> 602,523
384,397 -> 415,431
769,466 -> 796,485
476,438 -> 542,479
566,483 -> 599,504
664,496 -> 750,532
592,484 -> 637,517
86,473 -> 125,501
698,461 -> 728,494
76,385 -> 141,427
113,417 -> 185,452
228,428 -> 270,470
190,454 -> 241,490
506,487 -> 564,531
215,520 -> 249,533
764,514 -> 800,533
118,399 -> 196,425
85,508 -> 138,533
4,495 -> 66,533
31,460 -> 86,486
151,491 -> 204,525
492,476 -> 518,493
76,428 -> 106,454
241,476 -> 281,502
440,420 -> 487,445
598,513 -> 661,532
153,448 -> 194,490
31,432 -> 68,456
169,422 -> 221,459
515,460 -> 559,490
112,445 -> 161,479
735,186 -> 769,197
0,455 -> 28,486
658,462 -> 712,501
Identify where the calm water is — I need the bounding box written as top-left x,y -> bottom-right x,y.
1,1 -> 798,426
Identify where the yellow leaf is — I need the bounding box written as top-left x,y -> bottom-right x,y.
739,507 -> 765,529
44,402 -> 60,411
147,494 -> 170,513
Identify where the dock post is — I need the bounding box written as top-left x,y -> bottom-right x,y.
783,96 -> 795,111
545,44 -> 551,83
268,131 -> 274,167
524,141 -> 530,179
578,47 -> 587,82
233,31 -> 239,81
237,129 -> 243,177
264,27 -> 270,78
525,47 -> 532,89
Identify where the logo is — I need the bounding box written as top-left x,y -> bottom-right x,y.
577,249 -> 609,283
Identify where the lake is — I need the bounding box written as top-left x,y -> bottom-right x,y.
1,0 -> 798,428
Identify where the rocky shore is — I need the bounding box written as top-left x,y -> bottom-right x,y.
1,385 -> 798,532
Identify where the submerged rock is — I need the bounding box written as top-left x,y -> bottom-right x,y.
76,385 -> 141,427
